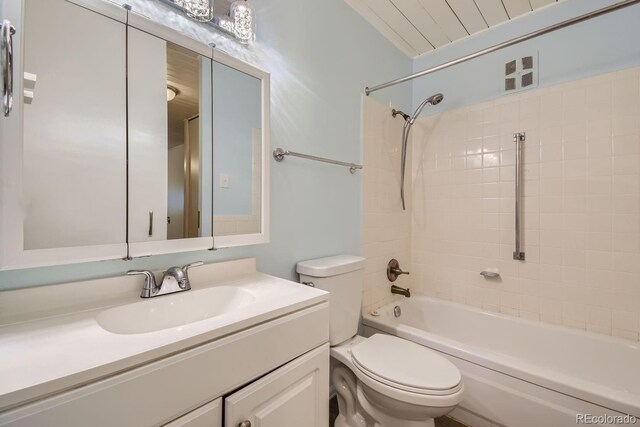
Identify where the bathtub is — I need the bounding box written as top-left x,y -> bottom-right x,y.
362,297 -> 640,427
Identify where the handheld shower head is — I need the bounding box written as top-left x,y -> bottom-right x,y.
410,93 -> 444,123
397,92 -> 445,210
428,93 -> 444,105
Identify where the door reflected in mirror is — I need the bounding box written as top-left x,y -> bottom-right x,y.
212,61 -> 262,237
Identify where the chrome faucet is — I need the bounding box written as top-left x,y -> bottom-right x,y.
128,261 -> 204,298
391,284 -> 411,298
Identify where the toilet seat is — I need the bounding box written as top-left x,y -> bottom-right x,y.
351,334 -> 462,396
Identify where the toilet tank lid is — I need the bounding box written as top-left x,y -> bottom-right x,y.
296,255 -> 365,277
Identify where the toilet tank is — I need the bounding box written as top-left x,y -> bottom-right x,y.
297,255 -> 365,346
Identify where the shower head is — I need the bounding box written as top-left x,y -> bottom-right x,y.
410,93 -> 444,123
428,93 -> 444,105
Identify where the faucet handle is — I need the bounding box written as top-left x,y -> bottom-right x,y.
178,261 -> 203,291
183,261 -> 204,272
387,259 -> 410,282
127,270 -> 158,298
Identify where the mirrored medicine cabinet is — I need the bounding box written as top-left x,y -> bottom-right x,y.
0,0 -> 269,270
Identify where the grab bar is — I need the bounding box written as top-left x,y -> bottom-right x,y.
513,132 -> 525,261
273,147 -> 363,174
2,19 -> 16,117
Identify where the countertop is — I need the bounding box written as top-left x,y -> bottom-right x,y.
0,258 -> 328,411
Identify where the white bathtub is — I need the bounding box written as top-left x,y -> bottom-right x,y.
362,297 -> 640,427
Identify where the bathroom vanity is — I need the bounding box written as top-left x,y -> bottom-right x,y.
0,259 -> 330,426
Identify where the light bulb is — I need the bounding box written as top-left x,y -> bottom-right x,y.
214,15 -> 235,34
230,0 -> 255,44
177,0 -> 214,23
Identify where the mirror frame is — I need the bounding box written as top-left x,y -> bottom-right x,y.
211,50 -> 270,249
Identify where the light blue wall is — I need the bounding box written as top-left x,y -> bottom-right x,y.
213,62 -> 261,216
410,0 -> 640,114
0,0 -> 412,290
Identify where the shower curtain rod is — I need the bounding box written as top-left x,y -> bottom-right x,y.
365,0 -> 640,96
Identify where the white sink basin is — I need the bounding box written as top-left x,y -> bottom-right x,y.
96,286 -> 256,334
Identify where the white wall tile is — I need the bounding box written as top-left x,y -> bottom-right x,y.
362,97 -> 412,313
409,67 -> 640,342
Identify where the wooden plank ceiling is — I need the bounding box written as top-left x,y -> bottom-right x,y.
345,0 -> 561,57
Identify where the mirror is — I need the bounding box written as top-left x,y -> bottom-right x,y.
127,15 -> 269,256
0,6 -> 270,269
212,61 -> 263,238
22,0 -> 127,251
0,0 -> 131,270
127,23 -> 214,256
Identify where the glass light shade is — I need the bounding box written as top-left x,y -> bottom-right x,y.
230,0 -> 255,44
214,15 -> 235,34
167,86 -> 178,102
176,0 -> 214,23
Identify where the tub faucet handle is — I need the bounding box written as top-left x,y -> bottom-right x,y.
387,259 -> 409,282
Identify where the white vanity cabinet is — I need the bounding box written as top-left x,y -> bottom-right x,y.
0,0 -> 128,269
0,301 -> 330,427
166,344 -> 329,427
165,399 -> 222,427
225,345 -> 329,427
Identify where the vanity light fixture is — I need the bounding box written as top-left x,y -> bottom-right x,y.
230,0 -> 255,44
165,0 -> 256,44
167,85 -> 179,102
175,0 -> 214,23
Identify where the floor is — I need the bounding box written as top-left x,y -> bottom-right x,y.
329,396 -> 339,425
329,396 -> 468,426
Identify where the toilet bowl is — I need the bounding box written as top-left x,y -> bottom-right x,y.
297,255 -> 464,427
331,335 -> 463,427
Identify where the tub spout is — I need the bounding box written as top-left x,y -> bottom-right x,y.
391,284 -> 411,298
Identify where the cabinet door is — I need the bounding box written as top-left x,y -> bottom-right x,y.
164,398 -> 222,427
127,14 -> 214,257
225,344 -> 329,427
0,0 -> 128,269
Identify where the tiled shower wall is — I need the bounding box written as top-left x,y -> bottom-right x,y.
362,97 -> 411,313
412,67 -> 640,341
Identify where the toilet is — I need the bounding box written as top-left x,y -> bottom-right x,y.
297,255 -> 463,427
